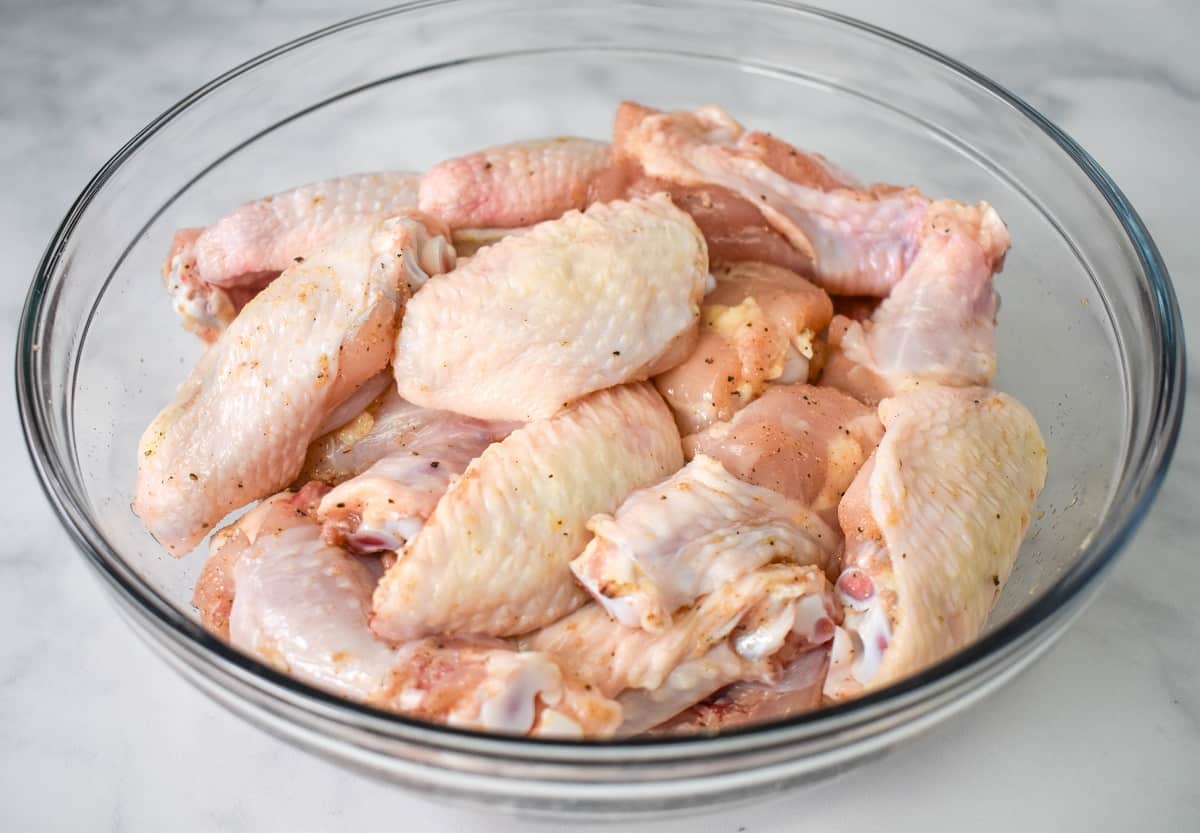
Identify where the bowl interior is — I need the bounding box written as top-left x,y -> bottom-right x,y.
29,0 -> 1170,739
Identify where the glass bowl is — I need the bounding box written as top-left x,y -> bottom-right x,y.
16,0 -> 1185,817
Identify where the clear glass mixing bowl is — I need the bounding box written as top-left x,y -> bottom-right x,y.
16,0 -> 1185,817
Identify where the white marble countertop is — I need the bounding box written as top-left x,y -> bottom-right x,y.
2,1 -> 1197,830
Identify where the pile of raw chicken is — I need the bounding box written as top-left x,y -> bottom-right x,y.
134,102 -> 1047,739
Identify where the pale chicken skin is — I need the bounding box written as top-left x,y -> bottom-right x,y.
615,101 -> 1008,297
370,383 -> 684,642
135,212 -> 454,556
227,511 -> 621,736
654,261 -> 833,434
418,137 -> 611,229
316,403 -> 513,553
164,172 -> 426,340
821,209 -> 1008,404
296,384 -> 517,487
527,563 -> 838,735
393,194 -> 708,421
823,387 -> 1047,700
684,384 -> 884,529
571,454 -> 837,632
192,490 -> 319,640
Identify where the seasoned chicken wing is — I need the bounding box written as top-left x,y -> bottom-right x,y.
823,386 -> 1047,700
135,213 -> 454,556
654,261 -> 833,433
821,208 -> 1007,404
527,563 -> 837,735
684,384 -> 883,529
393,194 -> 708,421
371,639 -> 622,738
164,172 -> 426,340
317,403 -> 514,553
418,137 -> 611,229
228,513 -> 620,736
192,490 -> 319,639
615,102 -> 1007,297
296,384 -> 515,486
370,383 -> 684,641
571,454 -> 836,632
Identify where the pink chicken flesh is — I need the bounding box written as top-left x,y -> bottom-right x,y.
135,212 -> 454,556
684,384 -> 884,530
654,260 -> 833,434
164,172 -> 426,340
823,386 -> 1047,700
418,137 -> 611,230
615,101 -> 1007,298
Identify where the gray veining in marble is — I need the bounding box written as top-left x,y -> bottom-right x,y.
1,1 -> 1197,830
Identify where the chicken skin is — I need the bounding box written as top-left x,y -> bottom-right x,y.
684,384 -> 883,529
135,213 -> 454,556
823,386 -> 1047,700
615,102 -> 1007,298
821,207 -> 1008,404
393,194 -> 708,420
316,400 -> 513,553
164,172 -> 426,340
527,563 -> 837,735
418,137 -> 611,229
570,454 -> 837,632
227,509 -> 621,736
654,261 -> 833,433
660,646 -> 829,733
370,383 -> 684,641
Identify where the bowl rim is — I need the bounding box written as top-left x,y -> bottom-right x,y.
16,0 -> 1187,759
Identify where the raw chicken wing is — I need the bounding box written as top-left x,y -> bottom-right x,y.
164,172 -> 425,340
821,210 -> 1007,404
418,137 -> 611,229
527,563 -> 837,735
570,454 -> 837,631
684,384 -> 883,528
192,490 -> 317,639
372,639 -> 622,738
615,102 -> 1007,297
823,386 -> 1047,700
590,138 -> 814,276
393,194 -> 708,420
370,383 -> 684,641
296,384 -> 514,485
317,403 -> 514,553
654,261 -> 832,433
135,213 -> 454,556
228,512 -> 621,736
